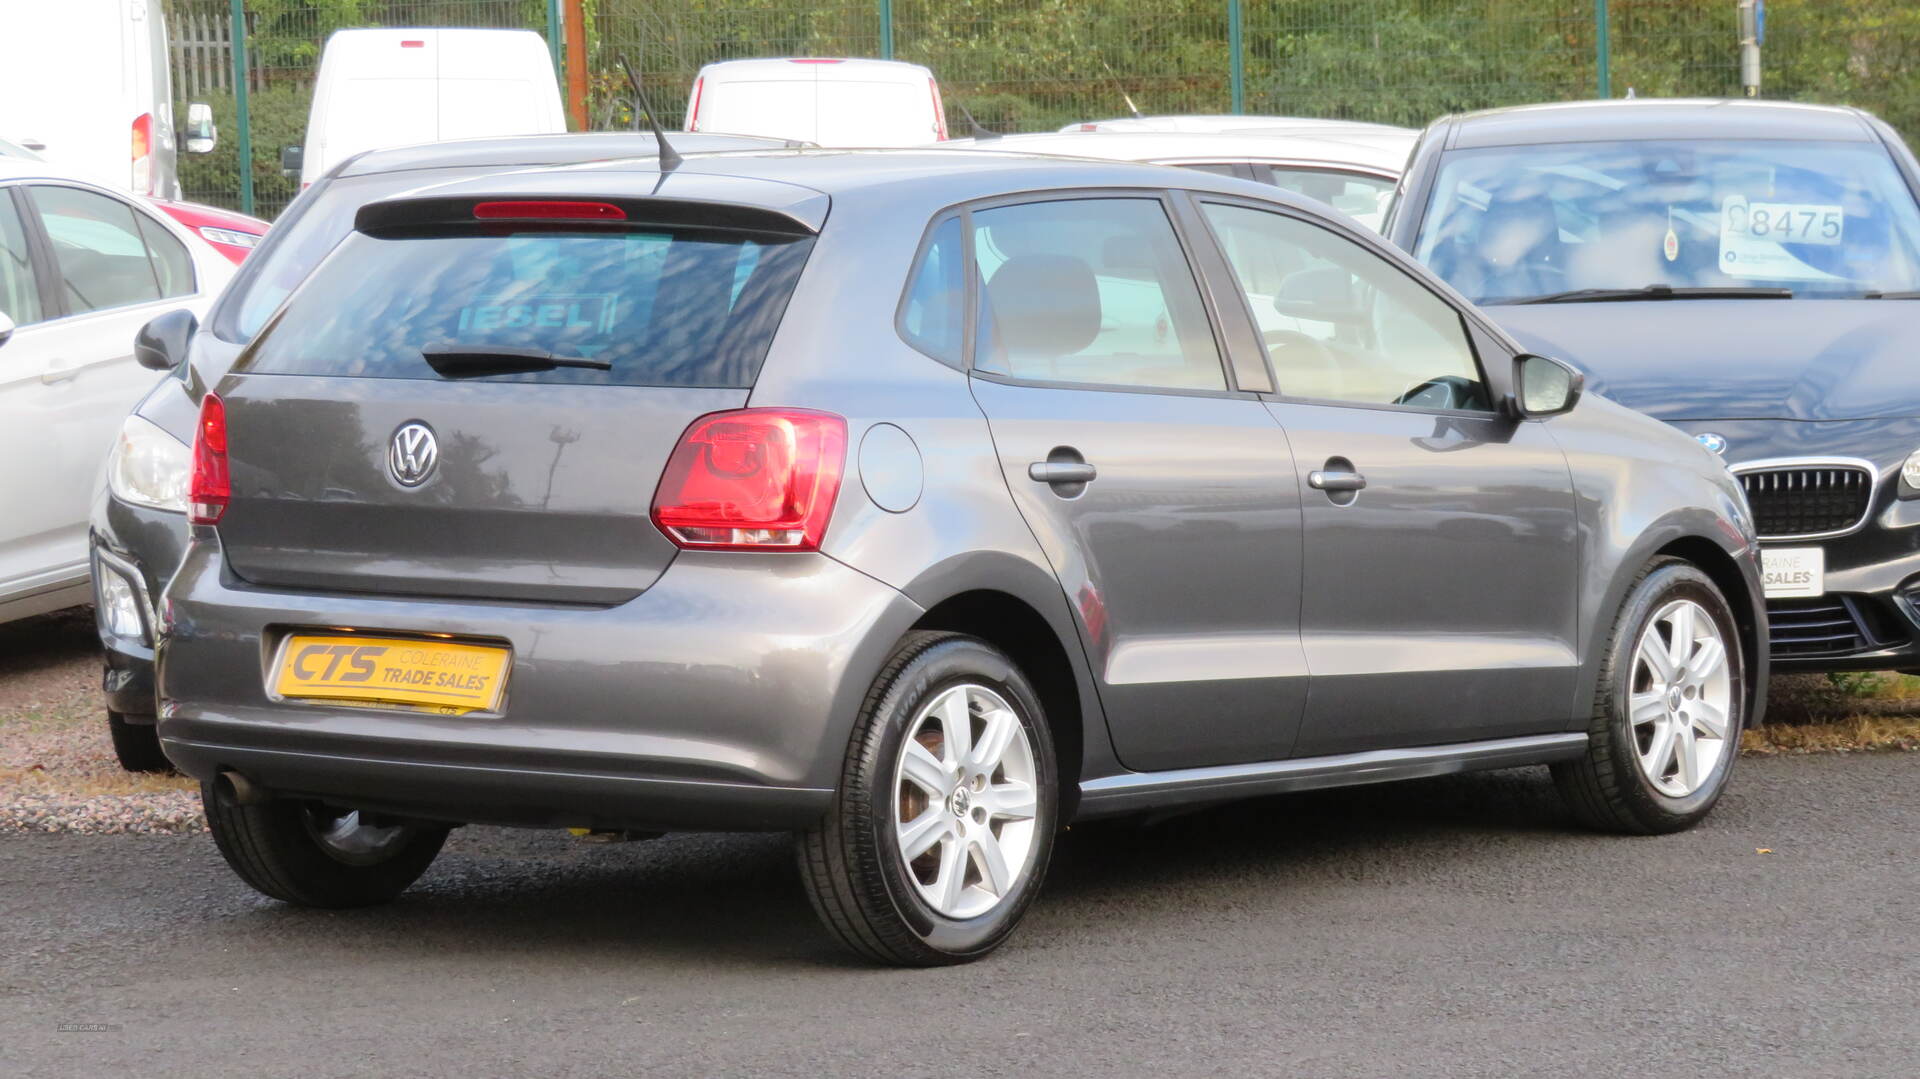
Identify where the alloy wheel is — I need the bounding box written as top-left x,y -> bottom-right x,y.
1627,599 -> 1733,798
893,682 -> 1039,919
301,805 -> 411,866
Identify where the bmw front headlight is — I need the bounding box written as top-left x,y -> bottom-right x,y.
107,414 -> 191,513
1903,448 -> 1920,498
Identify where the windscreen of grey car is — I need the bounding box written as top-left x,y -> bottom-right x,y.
1413,139 -> 1920,302
241,226 -> 814,388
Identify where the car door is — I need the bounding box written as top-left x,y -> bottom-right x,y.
1194,196 -> 1580,757
0,183 -> 73,610
963,193 -> 1309,772
0,181 -> 197,605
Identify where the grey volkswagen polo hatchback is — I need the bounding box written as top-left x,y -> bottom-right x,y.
157,148 -> 1767,965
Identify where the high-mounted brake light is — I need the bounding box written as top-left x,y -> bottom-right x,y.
189,393 -> 230,525
651,409 -> 846,551
472,200 -> 627,221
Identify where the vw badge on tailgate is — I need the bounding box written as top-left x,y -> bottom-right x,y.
388,422 -> 439,487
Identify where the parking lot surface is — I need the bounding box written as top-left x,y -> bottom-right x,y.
2,752 -> 1914,1078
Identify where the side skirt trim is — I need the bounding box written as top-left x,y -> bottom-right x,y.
1075,732 -> 1588,818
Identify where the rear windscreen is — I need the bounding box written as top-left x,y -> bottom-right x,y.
241,226 -> 814,387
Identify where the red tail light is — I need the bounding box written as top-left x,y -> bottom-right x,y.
686,76 -> 705,130
473,200 -> 627,221
131,112 -> 153,192
929,79 -> 948,140
189,393 -> 230,525
651,409 -> 846,551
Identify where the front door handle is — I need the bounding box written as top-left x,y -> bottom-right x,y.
1029,461 -> 1098,485
40,357 -> 80,385
1307,469 -> 1367,491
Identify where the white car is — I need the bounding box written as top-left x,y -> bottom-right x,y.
293,28 -> 566,189
0,159 -> 234,623
941,128 -> 1416,231
0,0 -> 217,198
684,58 -> 947,146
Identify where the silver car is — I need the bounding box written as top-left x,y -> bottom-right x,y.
156,149 -> 1767,965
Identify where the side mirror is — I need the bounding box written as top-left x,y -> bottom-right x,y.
184,103 -> 217,154
135,309 -> 197,372
279,145 -> 303,178
0,310 -> 14,349
1512,353 -> 1584,418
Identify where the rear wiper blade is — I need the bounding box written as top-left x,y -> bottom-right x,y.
1496,285 -> 1795,305
1862,289 -> 1920,299
421,344 -> 612,378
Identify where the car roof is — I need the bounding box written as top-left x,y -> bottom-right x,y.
334,131 -> 809,179
695,57 -> 934,79
369,147 -> 1312,234
1060,114 -> 1409,136
0,156 -> 124,184
1444,98 -> 1877,148
940,130 -> 1414,175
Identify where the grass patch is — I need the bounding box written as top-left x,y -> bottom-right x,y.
1743,715 -> 1920,755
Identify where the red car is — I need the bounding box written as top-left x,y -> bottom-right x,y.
149,199 -> 269,263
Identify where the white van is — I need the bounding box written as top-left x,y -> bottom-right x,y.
0,0 -> 216,198
294,28 -> 565,188
684,58 -> 947,146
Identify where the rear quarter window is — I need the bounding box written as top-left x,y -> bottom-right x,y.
241,226 -> 815,388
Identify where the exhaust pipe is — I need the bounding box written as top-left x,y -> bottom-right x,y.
216,770 -> 269,806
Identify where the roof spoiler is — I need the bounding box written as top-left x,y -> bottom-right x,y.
354,195 -> 820,238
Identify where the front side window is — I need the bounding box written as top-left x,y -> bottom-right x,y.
30,185 -> 166,314
0,191 -> 43,326
1262,168 -> 1397,232
244,225 -> 814,389
1413,138 -> 1920,303
972,197 -> 1225,392
1203,201 -> 1489,411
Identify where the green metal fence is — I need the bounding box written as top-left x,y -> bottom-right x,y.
167,0 -> 1920,219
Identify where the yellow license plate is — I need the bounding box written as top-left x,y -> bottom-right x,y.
273,635 -> 511,715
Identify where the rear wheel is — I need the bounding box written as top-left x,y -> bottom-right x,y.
202,783 -> 449,908
798,632 -> 1057,966
1554,558 -> 1743,834
107,710 -> 173,774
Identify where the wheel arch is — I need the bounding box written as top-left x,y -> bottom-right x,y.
1580,517 -> 1769,730
900,552 -> 1109,822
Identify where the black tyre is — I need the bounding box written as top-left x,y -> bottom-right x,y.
108,710 -> 173,774
798,631 -> 1058,966
202,783 -> 449,908
1554,558 -> 1744,834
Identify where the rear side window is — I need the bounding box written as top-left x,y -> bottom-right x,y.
31,185 -> 167,313
243,227 -> 815,388
898,216 -> 963,365
971,198 -> 1226,392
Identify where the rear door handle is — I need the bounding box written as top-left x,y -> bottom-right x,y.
40,358 -> 80,385
1028,461 -> 1098,485
1307,469 -> 1367,491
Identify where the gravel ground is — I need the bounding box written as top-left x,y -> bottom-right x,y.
0,609 -> 201,836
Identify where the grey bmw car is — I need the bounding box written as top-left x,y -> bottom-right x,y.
1388,99 -> 1920,672
157,148 -> 1766,965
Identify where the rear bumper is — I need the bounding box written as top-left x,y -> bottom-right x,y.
157,535 -> 924,832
